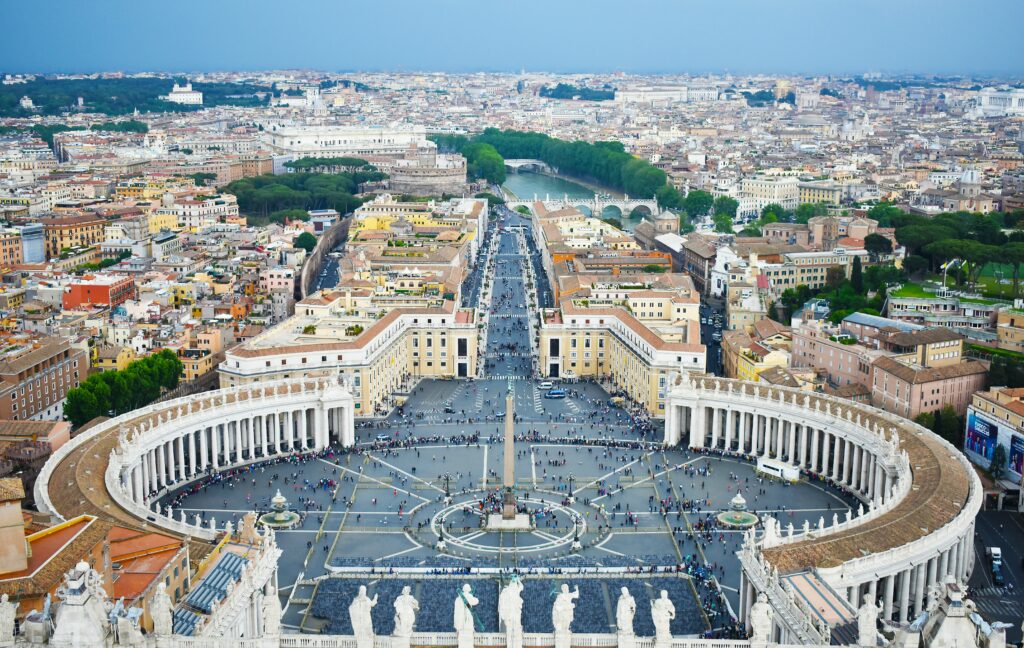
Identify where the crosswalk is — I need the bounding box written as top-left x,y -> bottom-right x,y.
480,374 -> 531,381
972,594 -> 1022,621
532,385 -> 543,414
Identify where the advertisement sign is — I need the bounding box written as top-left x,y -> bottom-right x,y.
1010,434 -> 1024,477
965,411 -> 997,460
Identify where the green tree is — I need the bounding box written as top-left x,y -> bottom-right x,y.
863,233 -> 893,261
682,190 -> 714,218
851,256 -> 864,294
293,232 -> 317,253
903,255 -> 928,278
760,203 -> 788,224
713,196 -> 739,218
794,203 -> 828,224
713,213 -> 734,233
188,172 -> 218,187
990,443 -> 1007,480
934,405 -> 962,448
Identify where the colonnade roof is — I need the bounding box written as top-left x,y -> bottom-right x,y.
761,405 -> 969,573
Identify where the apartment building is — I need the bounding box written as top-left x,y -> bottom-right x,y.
738,175 -> 799,216
39,214 -> 105,259
62,274 -> 137,310
0,336 -> 88,421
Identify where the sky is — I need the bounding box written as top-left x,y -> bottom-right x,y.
3,0 -> 1022,77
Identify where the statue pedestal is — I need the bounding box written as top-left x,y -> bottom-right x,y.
554,631 -> 572,648
506,629 -> 523,648
487,513 -> 532,531
617,632 -> 636,648
457,630 -> 474,648
355,636 -> 374,648
654,636 -> 672,648
393,636 -> 411,648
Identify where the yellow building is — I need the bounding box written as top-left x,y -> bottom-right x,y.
538,284 -> 705,416
996,309 -> 1024,353
735,343 -> 789,382
798,181 -> 843,206
93,345 -> 137,372
148,211 -> 179,233
220,297 -> 480,415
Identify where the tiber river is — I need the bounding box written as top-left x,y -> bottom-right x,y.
502,172 -> 642,232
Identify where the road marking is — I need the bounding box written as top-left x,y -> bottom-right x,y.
323,460 -> 430,502
481,445 -> 489,489
368,453 -> 445,493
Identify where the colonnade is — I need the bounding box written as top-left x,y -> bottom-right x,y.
664,375 -> 981,636
124,402 -> 353,507
668,403 -> 893,505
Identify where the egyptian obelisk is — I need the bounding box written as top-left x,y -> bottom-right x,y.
502,383 -> 517,519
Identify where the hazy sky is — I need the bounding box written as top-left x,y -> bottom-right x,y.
3,0 -> 1022,77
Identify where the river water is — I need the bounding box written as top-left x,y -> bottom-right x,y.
502,172 -> 642,232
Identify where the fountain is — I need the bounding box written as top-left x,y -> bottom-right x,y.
259,489 -> 301,529
716,492 -> 759,528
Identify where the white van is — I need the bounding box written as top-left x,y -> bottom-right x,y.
538,381 -> 554,390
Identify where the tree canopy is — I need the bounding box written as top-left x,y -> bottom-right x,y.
293,232 -> 317,253
65,350 -> 182,427
223,171 -> 384,225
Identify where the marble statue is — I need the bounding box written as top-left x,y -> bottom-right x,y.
499,576 -> 524,648
393,586 -> 419,640
651,590 -> 675,646
349,585 -> 378,648
262,585 -> 282,636
616,586 -> 637,647
454,584 -> 479,648
857,595 -> 881,647
0,594 -> 16,646
151,582 -> 173,636
116,616 -> 144,647
552,583 -> 580,634
749,593 -> 773,644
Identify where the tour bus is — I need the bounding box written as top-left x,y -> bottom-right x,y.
545,388 -> 567,399
538,381 -> 554,390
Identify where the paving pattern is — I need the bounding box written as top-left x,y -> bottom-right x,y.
158,208 -> 858,638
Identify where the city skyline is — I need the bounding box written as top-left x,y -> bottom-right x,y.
3,0 -> 1023,77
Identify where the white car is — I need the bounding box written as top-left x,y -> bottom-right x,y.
538,381 -> 554,390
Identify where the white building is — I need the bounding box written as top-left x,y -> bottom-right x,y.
260,124 -> 428,158
161,82 -> 203,106
977,86 -> 1024,117
738,176 -> 799,216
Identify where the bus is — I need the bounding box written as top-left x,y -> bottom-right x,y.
545,388 -> 567,399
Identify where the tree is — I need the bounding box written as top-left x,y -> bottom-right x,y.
867,202 -> 905,227
188,172 -> 218,187
713,213 -> 734,233
794,203 -> 828,224
863,233 -> 892,261
713,196 -> 739,218
682,190 -> 713,218
760,203 -> 788,224
934,405 -> 962,448
851,256 -> 864,294
990,443 -> 1008,481
825,267 -> 845,290
293,232 -> 317,253
903,255 -> 928,278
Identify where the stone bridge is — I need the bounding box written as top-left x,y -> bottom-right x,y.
506,194 -> 660,217
503,159 -> 552,173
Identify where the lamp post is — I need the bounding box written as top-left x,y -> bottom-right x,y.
441,472 -> 454,505
568,473 -> 576,504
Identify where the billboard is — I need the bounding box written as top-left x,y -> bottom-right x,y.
1011,434 -> 1024,477
965,411 -> 998,460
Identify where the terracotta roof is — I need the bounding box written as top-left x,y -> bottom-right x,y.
0,515 -> 113,600
872,356 -> 987,384
0,478 -> 24,502
881,327 -> 962,347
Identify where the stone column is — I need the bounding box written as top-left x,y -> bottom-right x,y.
211,424 -> 220,469
247,417 -> 256,459
273,413 -> 282,454
187,430 -> 196,477
820,432 -> 830,476
927,555 -> 938,592
787,421 -> 797,463
299,409 -> 309,451
176,436 -> 186,481
899,568 -> 911,623
799,424 -> 808,468
156,443 -> 166,489
132,466 -> 143,504
199,428 -> 208,471
913,563 -> 927,617
810,427 -> 820,472
939,549 -> 950,580
724,409 -> 733,450
711,407 -> 721,449
883,574 -> 895,621
843,440 -> 853,485
234,419 -> 243,462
